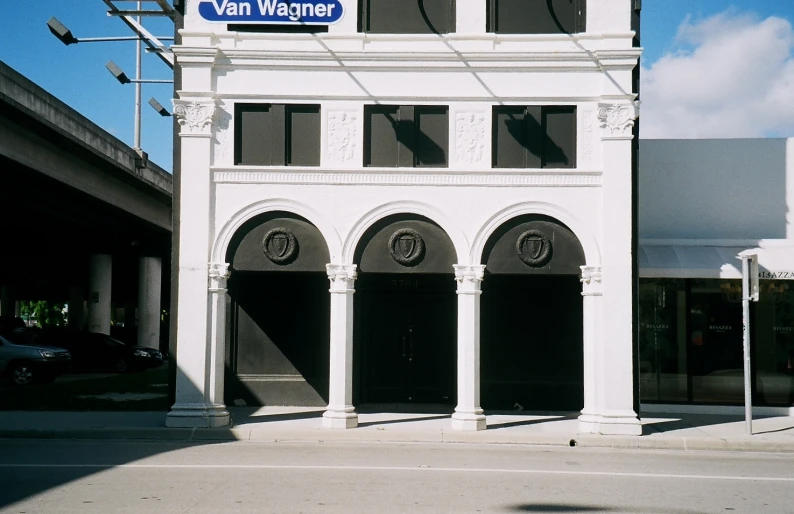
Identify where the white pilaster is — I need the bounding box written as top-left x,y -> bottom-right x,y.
323,264 -> 358,429
451,265 -> 486,431
87,254 -> 112,335
207,263 -> 231,412
578,101 -> 641,436
137,257 -> 162,350
167,97 -> 230,428
578,265 -> 604,431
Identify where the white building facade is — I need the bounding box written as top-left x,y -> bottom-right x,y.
167,0 -> 643,435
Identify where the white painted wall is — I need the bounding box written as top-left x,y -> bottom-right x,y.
639,138 -> 794,241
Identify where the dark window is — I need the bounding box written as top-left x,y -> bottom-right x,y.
234,104 -> 320,166
488,0 -> 586,34
492,106 -> 576,169
364,105 -> 449,167
360,0 -> 455,34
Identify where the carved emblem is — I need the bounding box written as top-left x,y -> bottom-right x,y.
516,230 -> 552,267
388,229 -> 425,266
262,228 -> 298,264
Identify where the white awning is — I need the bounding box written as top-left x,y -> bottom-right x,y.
639,244 -> 794,280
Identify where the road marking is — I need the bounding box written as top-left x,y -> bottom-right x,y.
0,463 -> 792,482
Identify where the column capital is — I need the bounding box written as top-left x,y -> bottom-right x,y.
454,265 -> 485,294
598,101 -> 639,140
580,265 -> 603,296
208,262 -> 231,291
173,99 -> 216,138
327,264 -> 357,293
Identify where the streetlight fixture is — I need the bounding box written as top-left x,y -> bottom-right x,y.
148,98 -> 172,117
47,1 -> 175,156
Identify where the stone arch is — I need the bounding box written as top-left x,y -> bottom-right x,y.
471,201 -> 600,268
343,201 -> 469,267
212,198 -> 342,265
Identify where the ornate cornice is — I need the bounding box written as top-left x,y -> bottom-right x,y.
213,169 -> 602,187
208,262 -> 231,291
454,265 -> 485,294
326,264 -> 357,293
580,266 -> 603,296
597,102 -> 639,140
174,99 -> 216,137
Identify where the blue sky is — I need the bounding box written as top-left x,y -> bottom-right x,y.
1,1 -> 793,172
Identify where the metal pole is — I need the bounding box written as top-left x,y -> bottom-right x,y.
741,256 -> 752,435
133,0 -> 142,149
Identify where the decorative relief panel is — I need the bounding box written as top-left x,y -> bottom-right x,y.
327,111 -> 357,164
174,100 -> 215,137
213,107 -> 233,164
262,228 -> 298,265
516,230 -> 553,268
455,112 -> 487,165
597,102 -> 639,139
388,229 -> 425,267
579,110 -> 595,167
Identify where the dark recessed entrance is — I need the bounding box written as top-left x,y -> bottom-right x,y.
481,274 -> 583,410
355,274 -> 456,405
352,214 -> 458,408
480,214 -> 586,411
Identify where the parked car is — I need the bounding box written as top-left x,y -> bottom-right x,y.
36,331 -> 163,373
0,333 -> 72,385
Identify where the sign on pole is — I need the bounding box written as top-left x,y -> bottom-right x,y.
741,253 -> 759,436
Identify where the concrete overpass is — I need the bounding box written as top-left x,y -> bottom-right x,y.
0,60 -> 172,350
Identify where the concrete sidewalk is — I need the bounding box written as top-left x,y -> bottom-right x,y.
1,407 -> 793,453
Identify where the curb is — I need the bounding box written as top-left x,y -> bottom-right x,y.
2,427 -> 793,453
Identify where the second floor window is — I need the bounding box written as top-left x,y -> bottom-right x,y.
364,105 -> 449,167
488,0 -> 586,34
360,0 -> 456,34
492,106 -> 577,169
234,104 -> 321,166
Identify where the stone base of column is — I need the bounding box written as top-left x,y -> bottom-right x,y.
166,403 -> 231,428
578,410 -> 641,436
451,409 -> 487,431
322,405 -> 358,429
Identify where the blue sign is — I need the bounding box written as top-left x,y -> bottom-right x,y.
198,0 -> 345,25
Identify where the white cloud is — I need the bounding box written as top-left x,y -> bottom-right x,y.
640,12 -> 794,138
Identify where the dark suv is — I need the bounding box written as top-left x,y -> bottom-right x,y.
0,331 -> 72,385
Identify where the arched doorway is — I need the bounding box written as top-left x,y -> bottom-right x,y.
224,212 -> 330,407
480,214 -> 585,411
353,215 -> 457,406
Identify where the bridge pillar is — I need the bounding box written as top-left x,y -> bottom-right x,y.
0,286 -> 15,317
68,285 -> 85,331
137,256 -> 162,350
87,254 -> 112,335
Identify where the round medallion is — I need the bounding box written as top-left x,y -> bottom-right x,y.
388,229 -> 425,266
516,230 -> 552,267
262,228 -> 298,264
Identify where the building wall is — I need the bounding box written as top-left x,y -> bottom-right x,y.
639,138 -> 794,241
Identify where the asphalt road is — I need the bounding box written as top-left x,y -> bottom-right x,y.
0,439 -> 793,513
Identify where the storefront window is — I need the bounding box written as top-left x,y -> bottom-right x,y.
754,282 -> 794,406
638,279 -> 687,402
641,278 -> 794,407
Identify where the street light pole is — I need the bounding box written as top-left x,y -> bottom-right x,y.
134,0 -> 142,150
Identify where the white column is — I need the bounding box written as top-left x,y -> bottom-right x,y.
578,266 -> 604,431
137,257 -> 162,350
580,102 -> 641,436
87,254 -> 112,335
207,263 -> 231,411
451,265 -> 486,431
68,286 -> 85,330
166,98 -> 229,428
323,264 -> 358,429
